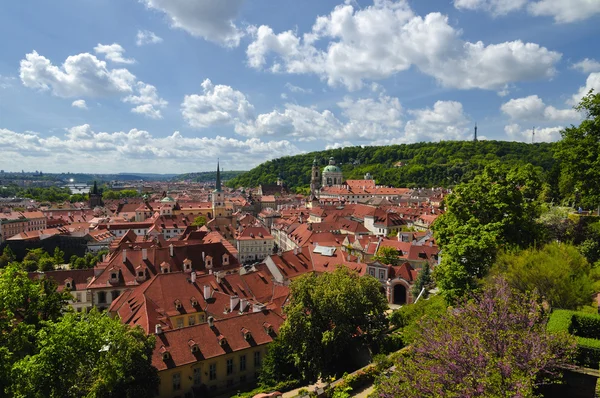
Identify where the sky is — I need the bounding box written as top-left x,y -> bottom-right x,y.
0,0 -> 599,174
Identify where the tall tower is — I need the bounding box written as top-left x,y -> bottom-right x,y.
310,158 -> 321,197
212,161 -> 225,218
474,123 -> 478,142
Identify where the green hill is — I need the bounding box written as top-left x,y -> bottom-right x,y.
226,141 -> 558,193
172,170 -> 245,183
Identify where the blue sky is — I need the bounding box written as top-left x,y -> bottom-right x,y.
1,0 -> 599,174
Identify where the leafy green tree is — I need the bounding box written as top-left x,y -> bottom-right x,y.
491,243 -> 595,310
373,246 -> 400,266
433,163 -> 543,301
411,263 -> 432,300
192,215 -> 207,227
262,267 -> 388,383
377,278 -> 576,398
555,91 -> 600,208
52,247 -> 65,265
38,257 -> 55,272
9,310 -> 159,398
0,246 -> 16,268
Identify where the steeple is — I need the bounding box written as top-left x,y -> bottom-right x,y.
474,123 -> 478,142
92,181 -> 98,195
214,160 -> 222,192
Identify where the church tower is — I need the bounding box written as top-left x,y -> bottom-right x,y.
310,158 -> 321,197
212,161 -> 226,218
88,181 -> 103,208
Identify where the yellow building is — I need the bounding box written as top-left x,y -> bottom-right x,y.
153,310 -> 283,397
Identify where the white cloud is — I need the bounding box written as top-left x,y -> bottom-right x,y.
454,0 -> 600,22
123,82 -> 168,119
71,99 -> 88,109
570,73 -> 600,105
528,0 -> 600,23
454,0 -> 527,15
182,79 -> 254,128
403,101 -> 470,142
326,141 -> 354,150
0,125 -> 301,173
572,59 -> 600,74
0,75 -> 16,89
501,94 -> 580,122
19,50 -> 136,98
285,83 -> 313,94
136,30 -> 163,46
94,43 -> 135,64
246,1 -> 561,91
139,0 -> 244,47
504,123 -> 563,142
338,95 -> 403,128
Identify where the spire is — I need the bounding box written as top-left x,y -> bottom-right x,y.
474,123 -> 478,142
92,181 -> 98,195
214,160 -> 222,192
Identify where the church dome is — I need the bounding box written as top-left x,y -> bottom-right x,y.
323,165 -> 342,173
161,196 -> 175,203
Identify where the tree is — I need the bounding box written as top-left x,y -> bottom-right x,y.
192,215 -> 207,227
555,90 -> 600,208
491,243 -> 595,310
0,246 -> 16,268
9,310 -> 159,398
432,163 -> 543,301
261,267 -> 389,383
377,278 -> 576,398
411,263 -> 432,300
52,247 -> 65,266
373,246 -> 400,266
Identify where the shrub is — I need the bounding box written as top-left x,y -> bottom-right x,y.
570,313 -> 600,340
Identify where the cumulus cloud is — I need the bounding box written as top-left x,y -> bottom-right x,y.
246,0 -> 561,91
181,79 -> 254,128
404,101 -> 470,142
454,0 -> 600,22
501,94 -> 581,123
71,99 -> 88,109
139,0 -> 244,47
136,30 -> 163,46
572,59 -> 600,74
285,83 -> 313,94
570,73 -> 600,106
0,125 -> 301,173
326,142 -> 355,150
504,123 -> 563,142
19,50 -> 136,98
123,82 -> 168,119
94,43 -> 136,64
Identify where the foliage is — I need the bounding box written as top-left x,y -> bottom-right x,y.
226,141 -> 557,191
491,243 -> 595,310
0,186 -> 72,202
192,215 -> 207,227
432,162 -> 543,301
555,91 -> 600,208
547,309 -> 600,368
410,263 -> 431,300
329,366 -> 381,398
261,267 -> 389,383
69,250 -> 107,269
172,170 -> 245,183
9,310 -> 159,398
230,379 -> 301,398
388,295 -> 447,345
102,189 -> 139,200
0,246 -> 16,268
373,246 -> 400,266
377,278 -> 577,398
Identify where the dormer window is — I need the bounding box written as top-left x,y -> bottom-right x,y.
218,335 -> 228,346
137,270 -> 145,278
263,322 -> 274,335
65,282 -> 72,289
205,257 -> 213,269
111,273 -> 117,280
241,328 -> 252,340
190,297 -> 198,307
162,352 -> 170,361
174,299 -> 182,310
222,254 -> 229,266
183,258 -> 192,272
188,339 -> 199,353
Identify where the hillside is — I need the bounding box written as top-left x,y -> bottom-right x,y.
171,170 -> 245,183
226,141 -> 558,192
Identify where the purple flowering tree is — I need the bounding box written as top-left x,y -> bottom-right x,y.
378,278 -> 576,398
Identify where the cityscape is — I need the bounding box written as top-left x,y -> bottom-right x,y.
1,1 -> 600,398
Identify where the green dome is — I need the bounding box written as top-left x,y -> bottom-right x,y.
161,196 -> 175,203
323,165 -> 342,173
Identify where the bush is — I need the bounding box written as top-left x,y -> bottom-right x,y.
570,313 -> 600,340
231,380 -> 301,398
377,333 -> 404,354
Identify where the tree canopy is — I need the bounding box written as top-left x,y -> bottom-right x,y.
261,267 -> 389,384
377,278 -> 576,398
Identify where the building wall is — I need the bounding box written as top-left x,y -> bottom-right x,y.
237,238 -> 275,263
157,346 -> 267,398
170,312 -> 207,329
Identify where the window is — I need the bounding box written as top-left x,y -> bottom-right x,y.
188,315 -> 196,326
254,351 -> 261,367
209,363 -> 217,380
172,372 -> 181,391
176,318 -> 184,329
98,291 -> 106,304
240,355 -> 246,371
369,269 -> 375,277
227,358 -> 234,375
193,367 -> 201,385
76,292 -> 82,302
379,270 -> 385,280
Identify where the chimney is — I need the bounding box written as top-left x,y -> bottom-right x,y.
169,244 -> 174,257
239,298 -> 248,313
191,272 -> 197,283
208,316 -> 214,327
142,248 -> 148,260
155,324 -> 163,334
122,249 -> 127,263
204,285 -> 211,299
230,295 -> 240,312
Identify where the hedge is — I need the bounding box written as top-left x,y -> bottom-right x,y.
231,379 -> 301,398
547,309 -> 600,368
570,313 -> 600,340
